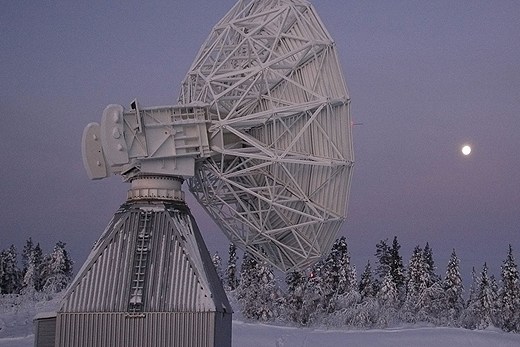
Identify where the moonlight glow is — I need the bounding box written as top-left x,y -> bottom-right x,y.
462,145 -> 472,156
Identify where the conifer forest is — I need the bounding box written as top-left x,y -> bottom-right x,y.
1,236 -> 518,334
213,237 -> 520,333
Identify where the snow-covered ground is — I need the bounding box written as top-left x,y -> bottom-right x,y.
1,294 -> 519,347
233,322 -> 520,347
2,322 -> 520,347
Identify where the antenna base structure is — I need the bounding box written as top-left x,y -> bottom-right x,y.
38,179 -> 232,347
127,175 -> 185,202
35,1 -> 354,346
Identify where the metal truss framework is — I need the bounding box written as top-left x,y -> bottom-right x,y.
179,0 -> 354,271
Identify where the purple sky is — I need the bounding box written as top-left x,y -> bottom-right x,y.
1,0 -> 519,284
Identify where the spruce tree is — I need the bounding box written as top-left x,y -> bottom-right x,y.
409,244 -> 442,324
423,242 -> 440,286
211,251 -> 224,283
237,253 -> 280,321
41,241 -> 74,293
225,243 -> 239,291
284,271 -> 307,324
255,260 -> 280,321
497,245 -> 520,332
32,244 -> 44,291
443,249 -> 464,326
474,263 -> 498,329
418,281 -> 447,325
359,261 -> 375,299
461,266 -> 480,329
467,266 -> 479,304
375,237 -> 404,297
22,244 -> 44,294
376,271 -> 399,327
374,239 -> 390,288
301,259 -> 326,324
389,236 -> 405,292
403,245 -> 426,321
21,237 -> 34,276
0,245 -> 21,294
237,252 -> 259,319
237,252 -> 257,300
377,271 -> 399,306
320,237 -> 357,313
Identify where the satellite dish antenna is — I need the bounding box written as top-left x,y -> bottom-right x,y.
35,1 -> 353,346
179,0 -> 354,272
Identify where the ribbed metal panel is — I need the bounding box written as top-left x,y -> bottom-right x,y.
56,200 -> 231,346
34,316 -> 56,347
56,312 -> 230,347
61,202 -> 227,313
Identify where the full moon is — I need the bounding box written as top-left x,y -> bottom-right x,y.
462,145 -> 472,156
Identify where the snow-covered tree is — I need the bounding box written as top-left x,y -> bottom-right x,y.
443,249 -> 464,326
473,263 -> 498,329
237,252 -> 256,300
377,271 -> 399,307
467,267 -> 479,304
359,261 -> 376,299
254,260 -> 281,321
284,271 -> 307,324
374,237 -> 405,298
374,239 -> 390,288
21,238 -> 34,276
211,251 -> 224,283
329,290 -> 375,328
321,237 -> 357,313
461,267 -> 480,329
237,253 -> 280,321
376,271 -> 399,327
417,281 -> 447,325
0,245 -> 21,294
22,258 -> 37,295
423,242 -> 440,286
41,241 -> 73,293
225,243 -> 239,291
300,260 -> 327,324
389,236 -> 405,295
31,244 -> 44,291
21,243 -> 44,294
402,245 -> 425,320
497,245 -> 520,332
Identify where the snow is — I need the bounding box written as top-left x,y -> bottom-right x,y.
233,322 -> 520,347
1,294 -> 520,347
3,323 -> 520,347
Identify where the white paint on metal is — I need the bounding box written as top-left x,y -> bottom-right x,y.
180,0 -> 354,271
56,201 -> 231,346
80,0 -> 353,272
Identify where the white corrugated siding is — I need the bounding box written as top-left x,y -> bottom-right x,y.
57,201 -> 231,346
56,312 -> 230,347
61,203 -> 226,313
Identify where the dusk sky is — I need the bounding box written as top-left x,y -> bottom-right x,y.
1,0 -> 519,284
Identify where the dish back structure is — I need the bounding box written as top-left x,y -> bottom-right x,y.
180,0 -> 354,271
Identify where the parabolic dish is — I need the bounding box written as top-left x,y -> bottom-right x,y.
179,0 -> 354,272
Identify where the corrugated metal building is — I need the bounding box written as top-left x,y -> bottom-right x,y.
36,199 -> 231,347
34,312 -> 57,347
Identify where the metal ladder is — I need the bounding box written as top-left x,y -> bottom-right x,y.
129,211 -> 153,312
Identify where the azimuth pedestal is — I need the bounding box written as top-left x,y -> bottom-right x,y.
36,176 -> 232,347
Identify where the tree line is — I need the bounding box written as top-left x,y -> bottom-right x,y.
213,237 -> 520,333
0,238 -> 74,295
